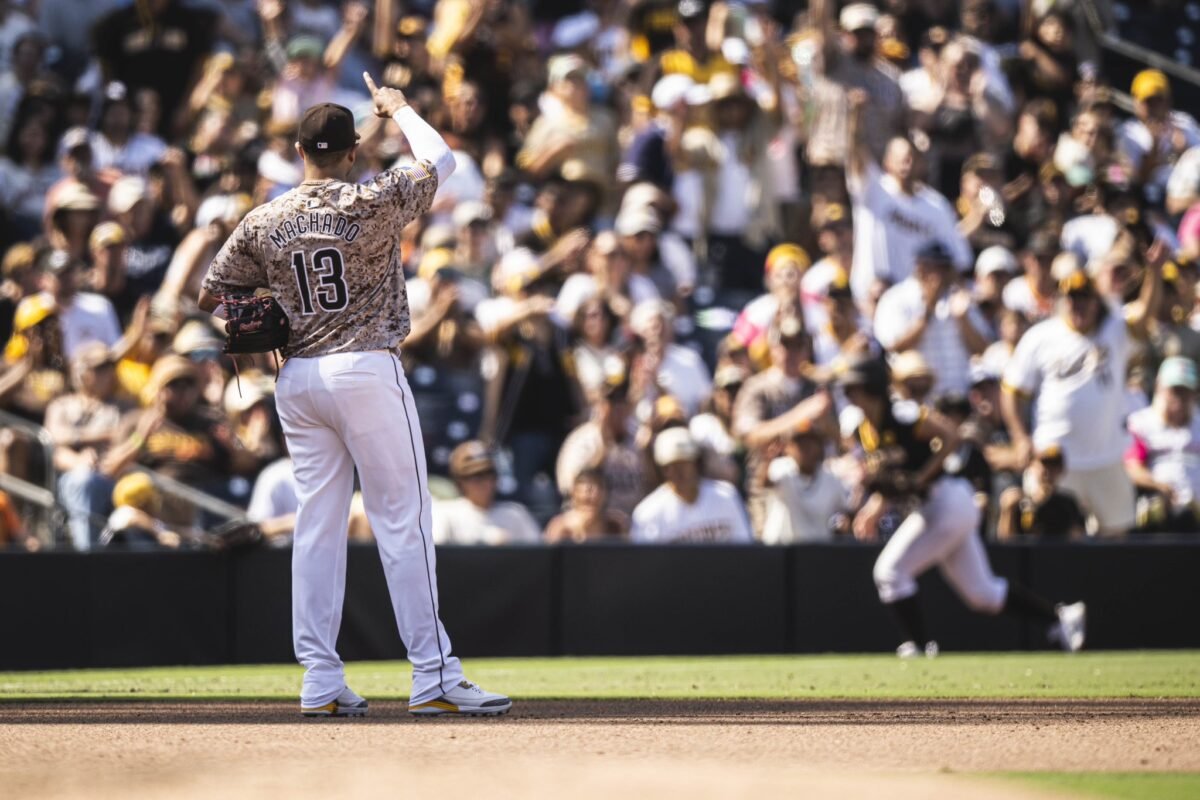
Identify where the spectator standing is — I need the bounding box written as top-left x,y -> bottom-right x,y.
631,428 -> 752,543
1001,248 -> 1164,537
432,441 -> 541,545
804,0 -> 906,171
846,90 -> 970,302
92,0 -> 219,138
873,241 -> 989,396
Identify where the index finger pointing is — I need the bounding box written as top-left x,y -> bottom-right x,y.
363,71 -> 378,95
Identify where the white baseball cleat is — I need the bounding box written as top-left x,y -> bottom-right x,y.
301,685 -> 369,717
409,680 -> 512,717
924,640 -> 940,659
896,641 -> 921,659
1050,602 -> 1087,652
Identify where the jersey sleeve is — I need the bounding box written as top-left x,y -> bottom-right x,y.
847,159 -> 887,210
1002,325 -> 1041,397
363,159 -> 439,224
201,216 -> 267,295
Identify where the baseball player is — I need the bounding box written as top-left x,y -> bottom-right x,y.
199,75 -> 510,717
839,357 -> 1086,656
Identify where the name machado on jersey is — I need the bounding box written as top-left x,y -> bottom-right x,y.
202,159 -> 437,359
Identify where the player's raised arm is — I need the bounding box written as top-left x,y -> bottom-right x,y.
363,72 -> 456,183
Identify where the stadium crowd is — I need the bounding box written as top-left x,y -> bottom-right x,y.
2,0 -> 1200,551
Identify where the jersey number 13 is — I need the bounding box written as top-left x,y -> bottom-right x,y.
291,248 -> 349,314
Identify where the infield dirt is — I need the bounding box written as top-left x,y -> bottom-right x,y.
2,699 -> 1197,799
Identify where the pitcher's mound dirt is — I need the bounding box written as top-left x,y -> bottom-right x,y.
2,699 -> 1197,799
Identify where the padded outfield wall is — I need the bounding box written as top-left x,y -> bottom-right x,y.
1,540 -> 1197,669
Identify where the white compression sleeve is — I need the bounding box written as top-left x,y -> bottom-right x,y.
392,106 -> 456,184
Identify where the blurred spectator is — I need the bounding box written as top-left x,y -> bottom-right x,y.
544,467 -> 629,543
87,83 -> 167,176
731,316 -> 823,523
41,251 -> 121,360
846,90 -> 971,301
45,341 -> 125,550
1,292 -> 68,425
100,355 -> 247,522
628,299 -> 711,417
569,295 -> 623,402
477,248 -> 582,514
1001,247 -> 1164,537
804,0 -> 905,172
1118,70 -> 1200,199
556,374 -> 646,519
996,444 -> 1086,539
0,110 -> 61,240
517,54 -> 617,205
1002,231 -> 1061,324
873,240 -> 988,395
761,422 -> 848,544
108,174 -> 181,318
92,0 -> 219,138
247,452 -> 298,543
689,363 -> 744,486
1125,357 -> 1200,533
557,230 -> 658,333
732,243 -> 810,361
98,471 -> 182,550
432,441 -> 540,545
631,427 -> 752,543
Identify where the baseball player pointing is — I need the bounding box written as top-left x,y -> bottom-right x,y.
199,75 -> 510,717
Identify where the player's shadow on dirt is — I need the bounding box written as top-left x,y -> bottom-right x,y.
3,698 -> 1193,725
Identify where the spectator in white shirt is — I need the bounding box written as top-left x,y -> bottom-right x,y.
40,251 -> 121,360
845,89 -> 971,302
631,428 -> 753,544
1002,231 -> 1061,323
88,83 -> 167,176
762,422 -> 848,544
1125,357 -> 1200,532
628,299 -> 711,417
432,441 -> 541,545
1001,248 -> 1165,537
873,241 -> 990,396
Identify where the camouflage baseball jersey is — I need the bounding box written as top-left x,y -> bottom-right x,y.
201,160 -> 437,358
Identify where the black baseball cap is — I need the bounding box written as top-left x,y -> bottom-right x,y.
915,240 -> 954,265
297,103 -> 359,154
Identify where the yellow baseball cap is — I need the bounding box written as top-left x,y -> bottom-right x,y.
13,293 -> 57,332
112,472 -> 161,513
1131,69 -> 1170,101
765,243 -> 811,274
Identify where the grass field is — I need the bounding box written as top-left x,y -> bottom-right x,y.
2,650 -> 1198,701
4,652 -> 1198,799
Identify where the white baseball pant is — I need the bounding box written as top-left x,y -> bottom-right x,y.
1057,460 -> 1136,537
275,350 -> 463,707
873,477 -> 1008,613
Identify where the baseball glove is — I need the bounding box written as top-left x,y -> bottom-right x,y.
205,518 -> 264,551
221,294 -> 290,354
